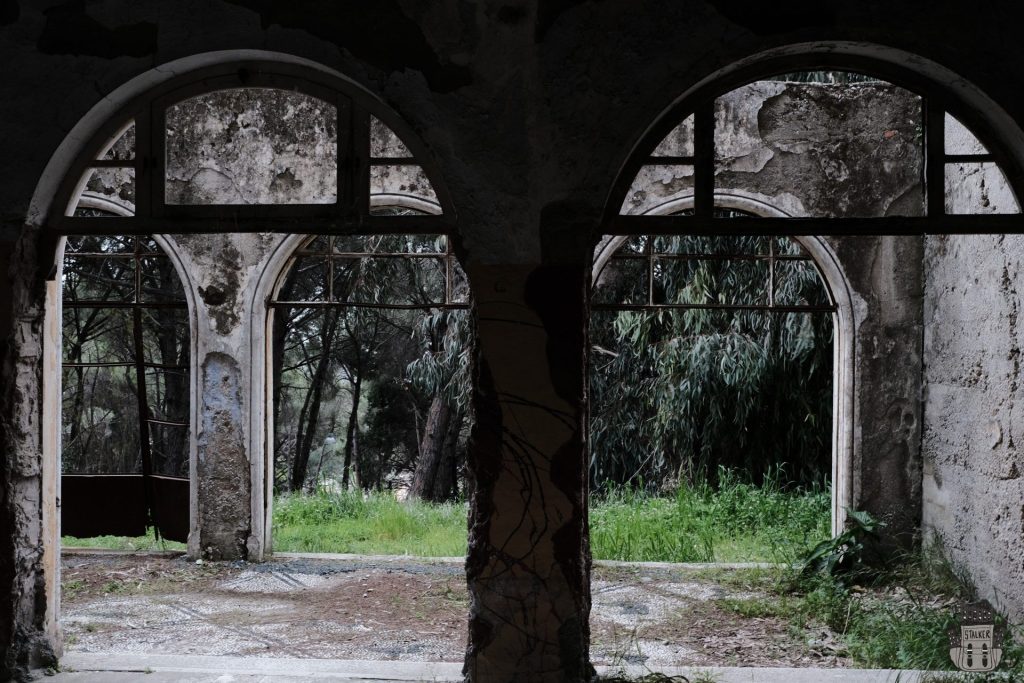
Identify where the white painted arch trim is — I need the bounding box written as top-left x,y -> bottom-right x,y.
43,223 -> 201,639
247,193 -> 445,559
593,191 -> 855,536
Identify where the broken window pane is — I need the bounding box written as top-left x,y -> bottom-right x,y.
651,114 -> 694,157
655,257 -> 770,306
773,259 -> 831,307
61,309 -> 133,365
945,113 -> 989,155
65,235 -> 135,255
945,162 -> 1021,214
139,258 -> 188,303
370,115 -> 413,158
74,167 -> 136,215
652,233 -> 769,257
281,256 -> 329,302
620,165 -> 694,215
139,308 -> 190,367
165,88 -> 338,205
145,368 -> 190,425
61,365 -> 141,474
593,256 -> 648,305
332,233 -> 445,254
62,255 -> 136,303
451,260 -> 470,304
332,257 -> 446,305
713,80 -> 925,218
370,165 -> 440,210
149,423 -> 189,477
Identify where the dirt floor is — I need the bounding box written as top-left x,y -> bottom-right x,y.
60,553 -> 851,669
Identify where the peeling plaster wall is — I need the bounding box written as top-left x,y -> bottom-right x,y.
166,89 -> 338,206
923,234 -> 1024,623
622,81 -> 925,217
168,232 -> 286,561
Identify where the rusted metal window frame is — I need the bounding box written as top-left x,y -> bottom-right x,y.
269,234 -> 470,311
593,233 -> 836,314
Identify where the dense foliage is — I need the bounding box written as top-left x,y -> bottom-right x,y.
61,234 -> 190,477
273,232 -> 471,500
589,234 -> 834,490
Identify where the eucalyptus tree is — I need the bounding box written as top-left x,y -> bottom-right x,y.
589,234 -> 834,491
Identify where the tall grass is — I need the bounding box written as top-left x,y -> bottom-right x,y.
590,466 -> 830,563
272,490 -> 468,556
64,468 -> 831,563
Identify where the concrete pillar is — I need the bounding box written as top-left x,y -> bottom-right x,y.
463,263 -> 592,683
829,234 -> 925,548
171,233 -> 282,561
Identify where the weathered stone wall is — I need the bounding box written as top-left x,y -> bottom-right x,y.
923,234 -> 1024,623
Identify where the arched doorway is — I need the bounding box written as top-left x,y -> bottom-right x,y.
37,55 -> 462,654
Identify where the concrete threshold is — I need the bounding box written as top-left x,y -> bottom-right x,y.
52,653 -> 927,683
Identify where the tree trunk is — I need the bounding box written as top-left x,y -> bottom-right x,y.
291,309 -> 339,492
342,375 -> 361,489
408,393 -> 453,502
434,406 -> 463,500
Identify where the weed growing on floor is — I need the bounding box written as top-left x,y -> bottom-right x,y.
778,539 -> 1024,675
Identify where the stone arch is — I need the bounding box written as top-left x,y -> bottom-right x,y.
32,51 -> 459,656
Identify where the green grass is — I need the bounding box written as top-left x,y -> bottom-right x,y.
590,467 -> 830,563
62,468 -> 830,562
62,530 -> 186,552
271,491 -> 468,556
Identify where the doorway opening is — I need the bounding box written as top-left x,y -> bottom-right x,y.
266,229 -> 473,557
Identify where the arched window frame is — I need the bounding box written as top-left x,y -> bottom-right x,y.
603,54 -> 1024,235
597,51 -> 1024,537
49,61 -> 457,236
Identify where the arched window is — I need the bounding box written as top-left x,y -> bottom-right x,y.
54,63 -> 452,228
49,62 -> 461,562
600,65 -> 1024,539
267,230 -> 471,552
609,69 -> 1021,231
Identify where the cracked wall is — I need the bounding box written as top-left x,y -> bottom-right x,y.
923,234 -> 1024,624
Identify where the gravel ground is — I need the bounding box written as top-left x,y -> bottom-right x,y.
60,553 -> 851,669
